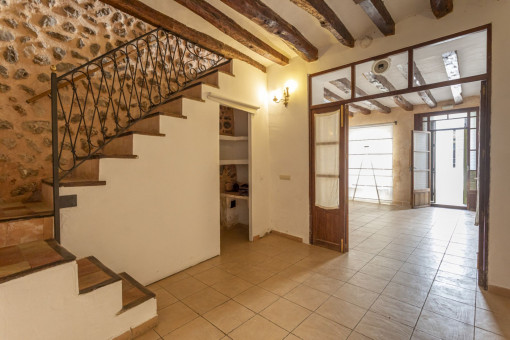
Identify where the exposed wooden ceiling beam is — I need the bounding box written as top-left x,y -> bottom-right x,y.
397,63 -> 437,108
173,0 -> 289,66
219,0 -> 318,62
290,0 -> 354,47
442,51 -> 463,104
364,72 -> 414,111
100,0 -> 266,72
354,0 -> 395,36
430,0 -> 453,19
330,78 -> 391,113
324,88 -> 369,114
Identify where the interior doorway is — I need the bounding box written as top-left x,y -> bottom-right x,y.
219,105 -> 252,243
415,108 -> 479,210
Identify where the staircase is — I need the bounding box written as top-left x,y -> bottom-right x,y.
0,239 -> 157,339
0,26 -> 236,339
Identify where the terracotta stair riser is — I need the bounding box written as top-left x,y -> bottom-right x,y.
102,135 -> 135,155
127,115 -> 161,135
68,158 -> 100,181
0,217 -> 53,249
150,97 -> 184,116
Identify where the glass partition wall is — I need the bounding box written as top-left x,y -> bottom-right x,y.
309,26 -> 489,110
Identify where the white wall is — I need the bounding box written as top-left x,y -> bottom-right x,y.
0,262 -> 156,340
266,0 -> 510,289
60,60 -> 270,285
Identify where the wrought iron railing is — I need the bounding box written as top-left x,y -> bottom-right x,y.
50,27 -> 230,241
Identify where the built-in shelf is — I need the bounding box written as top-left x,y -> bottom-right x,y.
220,135 -> 248,141
220,192 -> 249,200
220,159 -> 249,165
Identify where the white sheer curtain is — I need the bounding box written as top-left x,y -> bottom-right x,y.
315,111 -> 340,209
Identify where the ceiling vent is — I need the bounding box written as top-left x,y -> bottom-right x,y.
372,58 -> 391,75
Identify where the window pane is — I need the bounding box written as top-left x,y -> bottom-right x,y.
349,124 -> 393,202
449,112 -> 467,119
470,151 -> 477,170
413,29 -> 487,87
355,51 -> 409,98
311,67 -> 351,106
414,152 -> 429,171
470,129 -> 477,150
434,118 -> 467,129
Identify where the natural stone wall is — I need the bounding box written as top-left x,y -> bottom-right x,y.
0,0 -> 152,203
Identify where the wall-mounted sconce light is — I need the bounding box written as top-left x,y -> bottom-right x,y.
272,80 -> 297,108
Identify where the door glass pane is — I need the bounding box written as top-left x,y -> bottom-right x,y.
315,177 -> 339,209
414,172 -> 429,190
315,111 -> 340,209
413,132 -> 429,152
414,152 -> 429,171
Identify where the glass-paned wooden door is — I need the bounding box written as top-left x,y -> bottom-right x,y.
310,105 -> 348,252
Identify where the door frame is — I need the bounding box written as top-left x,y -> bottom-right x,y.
308,105 -> 349,252
307,25 -> 492,288
414,107 -> 480,210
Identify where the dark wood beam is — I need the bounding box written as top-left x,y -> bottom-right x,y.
290,0 -> 354,47
330,78 -> 391,113
442,51 -> 463,104
173,0 -> 289,65
324,88 -> 369,114
397,63 -> 437,108
363,72 -> 414,111
100,0 -> 266,72
354,0 -> 395,36
219,0 -> 318,62
430,0 -> 453,19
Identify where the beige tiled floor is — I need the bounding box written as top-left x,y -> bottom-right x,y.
144,202 -> 510,339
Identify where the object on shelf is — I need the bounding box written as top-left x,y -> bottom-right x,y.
220,105 -> 234,136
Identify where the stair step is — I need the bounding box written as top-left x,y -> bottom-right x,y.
105,131 -> 165,139
42,177 -> 107,187
77,256 -> 121,294
119,272 -> 156,313
0,239 -> 75,284
76,154 -> 139,160
0,201 -> 53,222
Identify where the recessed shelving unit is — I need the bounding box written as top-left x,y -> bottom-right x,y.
219,135 -> 248,141
220,159 -> 248,165
219,106 -> 250,237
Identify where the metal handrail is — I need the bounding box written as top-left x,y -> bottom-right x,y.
50,27 -> 230,241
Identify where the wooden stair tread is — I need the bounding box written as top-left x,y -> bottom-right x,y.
77,256 -> 121,294
76,154 -> 138,160
132,112 -> 187,121
0,239 -> 75,284
42,178 -> 107,187
119,272 -> 155,313
0,201 -> 53,222
104,131 -> 165,139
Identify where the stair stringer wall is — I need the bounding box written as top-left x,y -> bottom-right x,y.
60,99 -> 221,285
0,262 -> 156,340
58,59 -> 270,285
